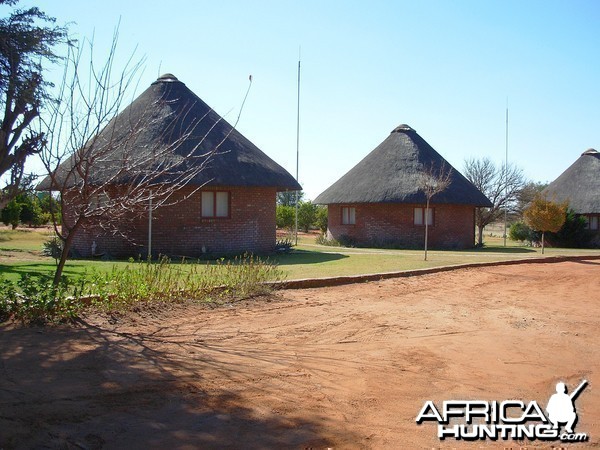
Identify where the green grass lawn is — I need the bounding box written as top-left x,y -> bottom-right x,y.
1,227 -> 599,283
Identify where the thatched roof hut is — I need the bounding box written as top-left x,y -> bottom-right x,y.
38,73 -> 300,192
314,124 -> 491,206
543,149 -> 600,214
38,74 -> 300,257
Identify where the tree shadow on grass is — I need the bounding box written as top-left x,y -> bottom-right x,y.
0,262 -> 83,279
274,249 -> 349,266
0,317 -> 353,449
470,246 -> 537,254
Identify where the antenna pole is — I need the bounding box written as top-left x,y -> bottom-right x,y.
504,99 -> 509,247
294,48 -> 301,246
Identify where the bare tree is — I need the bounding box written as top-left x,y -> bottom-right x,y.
0,1 -> 68,207
463,157 -> 526,246
418,162 -> 452,261
39,29 -> 251,284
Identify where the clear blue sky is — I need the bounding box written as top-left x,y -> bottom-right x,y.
27,0 -> 600,199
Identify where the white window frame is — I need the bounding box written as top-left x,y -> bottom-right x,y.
342,206 -> 356,225
414,207 -> 434,226
201,191 -> 230,218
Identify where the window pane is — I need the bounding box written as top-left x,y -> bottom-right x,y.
216,192 -> 229,217
414,207 -> 423,225
342,207 -> 348,224
591,216 -> 599,230
426,208 -> 434,225
349,207 -> 356,224
202,192 -> 214,217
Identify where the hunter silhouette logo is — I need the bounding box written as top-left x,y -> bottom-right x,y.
547,380 -> 587,434
416,379 -> 589,442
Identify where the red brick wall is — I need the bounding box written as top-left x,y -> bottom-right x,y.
326,203 -> 476,249
63,186 -> 278,257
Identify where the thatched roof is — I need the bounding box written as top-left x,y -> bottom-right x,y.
38,74 -> 301,192
543,149 -> 600,214
314,124 -> 491,206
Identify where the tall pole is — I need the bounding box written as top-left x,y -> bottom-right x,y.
504,100 -> 509,247
148,193 -> 153,260
294,49 -> 301,246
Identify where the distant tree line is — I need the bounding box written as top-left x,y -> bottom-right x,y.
276,192 -> 327,233
1,191 -> 59,229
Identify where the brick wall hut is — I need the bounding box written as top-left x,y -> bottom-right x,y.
543,149 -> 600,244
314,124 -> 491,249
38,74 -> 300,257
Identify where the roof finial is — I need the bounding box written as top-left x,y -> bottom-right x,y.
582,148 -> 598,156
392,124 -> 414,133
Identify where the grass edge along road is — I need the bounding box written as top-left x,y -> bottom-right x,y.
2,227 -> 600,283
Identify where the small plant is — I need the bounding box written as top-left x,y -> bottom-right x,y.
42,235 -> 64,265
275,238 -> 294,253
0,274 -> 84,325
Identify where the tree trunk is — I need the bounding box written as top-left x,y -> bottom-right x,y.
541,231 -> 545,255
53,225 -> 78,285
477,224 -> 484,247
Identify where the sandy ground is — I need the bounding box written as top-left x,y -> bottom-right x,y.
1,259 -> 599,449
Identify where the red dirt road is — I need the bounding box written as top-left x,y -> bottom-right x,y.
1,259 -> 599,449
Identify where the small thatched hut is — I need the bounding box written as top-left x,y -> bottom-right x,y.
543,148 -> 600,236
38,74 -> 300,257
314,124 -> 491,249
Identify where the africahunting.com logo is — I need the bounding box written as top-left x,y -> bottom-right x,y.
416,380 -> 589,443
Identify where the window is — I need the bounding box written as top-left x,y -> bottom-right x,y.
201,191 -> 229,218
342,207 -> 356,225
587,215 -> 599,230
414,207 -> 434,226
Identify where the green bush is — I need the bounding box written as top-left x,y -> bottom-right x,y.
315,206 -> 328,233
42,235 -> 64,264
276,205 -> 295,229
546,210 -> 594,248
1,200 -> 22,229
0,274 -> 83,325
509,221 -> 536,244
298,201 -> 317,232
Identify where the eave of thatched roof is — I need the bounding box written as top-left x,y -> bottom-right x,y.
314,124 -> 492,207
543,149 -> 600,214
37,74 -> 301,192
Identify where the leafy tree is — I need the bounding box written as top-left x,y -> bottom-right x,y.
524,193 -> 567,254
0,1 -> 68,208
298,200 -> 317,233
1,197 -> 20,228
463,157 -> 526,246
515,181 -> 547,219
315,205 -> 328,233
277,190 -> 303,207
276,204 -> 295,229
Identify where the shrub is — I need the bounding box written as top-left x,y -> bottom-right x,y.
0,274 -> 83,325
298,201 -> 317,232
275,238 -> 294,253
315,206 -> 328,233
1,200 -> 22,229
276,205 -> 295,229
509,221 -> 537,245
546,210 -> 594,248
42,236 -> 64,264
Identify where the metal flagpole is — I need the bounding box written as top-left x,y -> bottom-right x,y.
148,192 -> 152,260
294,49 -> 301,246
504,100 -> 509,247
